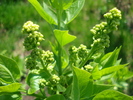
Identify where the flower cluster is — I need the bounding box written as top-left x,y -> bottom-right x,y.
22,21 -> 44,51
23,31 -> 44,51
22,21 -> 39,33
84,64 -> 93,72
39,79 -> 48,87
42,50 -> 54,64
104,7 -> 122,30
69,44 -> 88,65
51,74 -> 60,83
90,8 -> 122,51
25,56 -> 38,70
78,44 -> 88,58
22,21 -> 54,70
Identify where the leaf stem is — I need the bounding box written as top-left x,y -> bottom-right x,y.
79,48 -> 94,68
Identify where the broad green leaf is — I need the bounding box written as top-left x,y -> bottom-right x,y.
92,65 -> 101,80
0,64 -> 15,83
63,0 -> 85,24
0,55 -> 20,83
72,67 -> 91,100
49,0 -> 73,10
100,47 -> 121,68
57,84 -> 66,92
27,70 -> 51,94
28,0 -> 57,25
93,90 -> 133,100
46,94 -> 65,100
26,73 -> 41,94
0,83 -> 21,94
0,95 -> 19,100
54,29 -> 76,46
72,67 -> 80,100
100,64 -> 127,76
92,84 -> 113,96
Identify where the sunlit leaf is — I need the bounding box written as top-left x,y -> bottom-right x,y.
54,29 -> 76,46
100,47 -> 121,68
0,55 -> 20,83
100,64 -> 128,76
0,83 -> 21,94
63,0 -> 85,24
28,0 -> 57,25
93,90 -> 133,100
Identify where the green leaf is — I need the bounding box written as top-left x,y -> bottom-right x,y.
0,83 -> 21,94
46,94 -> 66,100
54,29 -> 76,46
93,90 -> 133,100
0,55 -> 20,83
57,84 -> 66,92
72,67 -> 91,100
63,0 -> 85,24
26,73 -> 41,94
100,64 -> 128,76
26,70 -> 51,94
0,95 -> 18,100
92,84 -> 113,96
49,0 -> 73,10
28,0 -> 57,25
0,64 -> 15,83
92,65 -> 101,80
100,47 -> 121,68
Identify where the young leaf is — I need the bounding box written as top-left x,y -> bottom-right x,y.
72,67 -> 91,100
49,0 -> 73,10
46,94 -> 66,100
54,29 -> 76,46
100,47 -> 121,68
57,84 -> 66,92
0,83 -> 21,94
93,90 -> 133,100
100,64 -> 128,76
28,0 -> 57,25
92,65 -> 101,80
63,0 -> 85,24
0,55 -> 20,83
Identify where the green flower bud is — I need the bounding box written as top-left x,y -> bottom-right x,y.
39,79 -> 47,87
78,44 -> 88,58
22,21 -> 39,34
25,57 -> 38,70
84,64 -> 93,72
23,31 -> 44,51
47,65 -> 54,72
52,74 -> 60,83
42,50 -> 54,64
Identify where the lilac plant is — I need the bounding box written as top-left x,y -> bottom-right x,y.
0,0 -> 133,100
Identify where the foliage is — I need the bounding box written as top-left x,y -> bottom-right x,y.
0,0 -> 133,100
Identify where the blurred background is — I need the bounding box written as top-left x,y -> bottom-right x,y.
0,0 -> 133,96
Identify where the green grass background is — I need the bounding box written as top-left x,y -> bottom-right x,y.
0,0 -> 133,95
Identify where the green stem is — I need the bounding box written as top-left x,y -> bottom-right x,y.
58,43 -> 62,76
57,10 -> 61,29
57,9 -> 63,76
40,58 -> 51,76
40,87 -> 46,97
26,93 -> 44,98
79,48 -> 94,68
